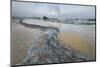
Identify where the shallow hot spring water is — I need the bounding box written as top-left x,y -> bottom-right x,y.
58,24 -> 95,59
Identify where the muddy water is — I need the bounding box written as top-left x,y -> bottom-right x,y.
11,22 -> 44,64
58,24 -> 95,59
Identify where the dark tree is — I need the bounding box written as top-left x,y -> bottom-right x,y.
76,18 -> 78,21
43,16 -> 48,20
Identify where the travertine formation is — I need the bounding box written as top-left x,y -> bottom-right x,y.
18,20 -> 90,65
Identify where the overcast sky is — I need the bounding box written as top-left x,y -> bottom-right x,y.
12,1 -> 95,19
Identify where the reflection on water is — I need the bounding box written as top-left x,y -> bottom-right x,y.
58,24 -> 95,59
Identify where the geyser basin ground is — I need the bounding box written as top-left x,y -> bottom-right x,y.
11,19 -> 95,65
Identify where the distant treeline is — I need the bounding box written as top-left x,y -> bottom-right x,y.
88,19 -> 96,21
12,16 -> 96,21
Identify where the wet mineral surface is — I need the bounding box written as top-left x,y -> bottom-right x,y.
11,19 -> 95,65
